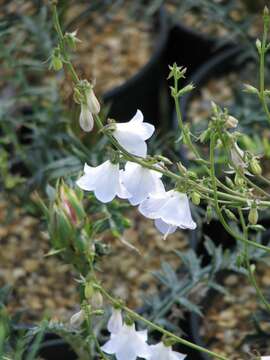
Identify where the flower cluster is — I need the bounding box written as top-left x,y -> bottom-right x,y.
101,308 -> 187,360
77,110 -> 196,238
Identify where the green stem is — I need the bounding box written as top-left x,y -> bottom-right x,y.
52,2 -> 270,252
99,287 -> 228,360
209,133 -> 270,253
259,18 -> 270,125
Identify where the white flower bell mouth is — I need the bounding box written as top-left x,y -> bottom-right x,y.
147,342 -> 187,360
139,190 -> 196,238
101,323 -> 150,360
121,162 -> 164,205
113,109 -> 155,158
76,160 -> 130,203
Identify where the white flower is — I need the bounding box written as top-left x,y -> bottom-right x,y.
76,160 -> 130,203
139,190 -> 196,238
108,308 -> 123,334
121,162 -> 164,205
101,323 -> 150,360
147,342 -> 186,360
87,87 -> 100,115
79,103 -> 94,132
113,109 -> 155,158
261,357 -> 270,359
70,309 -> 85,328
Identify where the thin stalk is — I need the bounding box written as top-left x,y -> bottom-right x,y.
209,133 -> 270,253
99,287 -> 228,360
259,18 -> 270,125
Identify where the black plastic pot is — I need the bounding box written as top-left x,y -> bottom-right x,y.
103,7 -> 169,128
36,334 -> 77,359
172,44 -> 243,165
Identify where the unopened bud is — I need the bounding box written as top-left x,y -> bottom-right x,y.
86,87 -> 100,115
256,39 -> 262,53
79,103 -> 94,132
84,282 -> 94,299
70,309 -> 85,328
191,192 -> 201,205
243,84 -> 259,95
225,115 -> 238,129
250,158 -> 262,175
224,208 -> 238,222
90,291 -> 103,309
234,173 -> 245,187
65,30 -> 80,49
51,55 -> 63,71
225,176 -> 234,189
248,206 -> 258,225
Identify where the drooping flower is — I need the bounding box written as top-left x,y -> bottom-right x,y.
261,357 -> 270,360
139,190 -> 196,238
121,162 -> 164,205
107,308 -> 123,334
79,103 -> 94,132
76,160 -> 130,203
101,323 -> 150,360
147,342 -> 186,360
112,110 -> 155,158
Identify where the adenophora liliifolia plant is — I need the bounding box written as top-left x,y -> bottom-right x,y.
48,1 -> 270,359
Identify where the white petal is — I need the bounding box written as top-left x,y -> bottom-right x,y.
122,163 -> 164,205
76,162 -> 104,191
138,192 -> 168,219
154,218 -> 177,237
101,336 -> 123,355
113,129 -> 147,157
70,310 -> 84,328
94,162 -> 120,203
158,191 -> 197,230
108,309 -> 123,334
79,105 -> 94,132
128,109 -> 155,140
118,170 -> 132,199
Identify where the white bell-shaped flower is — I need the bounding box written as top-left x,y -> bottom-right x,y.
113,110 -> 155,158
261,357 -> 270,359
76,160 -> 130,203
108,308 -> 123,334
101,323 -> 150,360
147,342 -> 187,360
79,103 -> 94,132
121,162 -> 164,205
139,190 -> 196,238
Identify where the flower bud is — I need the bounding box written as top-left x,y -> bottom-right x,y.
225,176 -> 234,189
89,291 -> 103,309
84,282 -> 94,299
51,56 -> 63,71
86,88 -> 100,115
199,128 -> 211,143
191,192 -> 201,205
225,115 -> 238,129
64,30 -> 80,49
224,208 -> 238,222
256,39 -> 262,53
243,84 -> 259,95
250,158 -> 262,175
234,173 -> 245,187
248,206 -> 258,225
70,309 -> 85,328
79,103 -> 94,132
